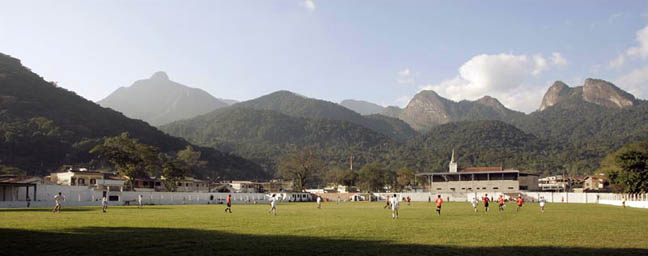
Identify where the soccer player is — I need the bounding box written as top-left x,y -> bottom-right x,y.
101,195 -> 108,213
498,195 -> 505,212
471,197 -> 479,213
52,192 -> 64,213
225,194 -> 233,213
383,196 -> 391,209
316,195 -> 322,209
622,197 -> 626,208
407,196 -> 411,206
539,196 -> 546,213
516,196 -> 524,212
336,196 -> 341,205
435,195 -> 443,216
268,194 -> 277,216
483,194 -> 490,213
138,194 -> 143,208
390,194 -> 400,219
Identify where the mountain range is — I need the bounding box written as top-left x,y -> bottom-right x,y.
381,91 -> 525,132
2,50 -> 647,178
159,77 -> 646,176
0,53 -> 265,179
98,72 -> 232,126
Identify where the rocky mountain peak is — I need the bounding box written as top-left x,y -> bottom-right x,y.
539,81 -> 572,111
582,78 -> 637,109
150,71 -> 169,81
476,95 -> 506,111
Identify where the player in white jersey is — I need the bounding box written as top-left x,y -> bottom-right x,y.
539,196 -> 546,213
138,194 -> 143,208
390,194 -> 400,219
52,192 -> 64,213
268,194 -> 278,216
471,197 -> 479,213
316,196 -> 322,209
102,195 -> 108,213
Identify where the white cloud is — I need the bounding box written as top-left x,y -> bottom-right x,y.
615,65 -> 648,99
609,24 -> 648,68
398,68 -> 410,77
302,0 -> 316,11
626,25 -> 648,58
420,53 -> 567,113
393,96 -> 412,108
609,54 -> 626,69
608,13 -> 623,24
532,55 -> 548,76
397,68 -> 414,84
551,52 -> 568,66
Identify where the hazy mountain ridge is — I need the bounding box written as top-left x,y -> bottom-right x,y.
0,53 -> 265,179
233,91 -> 419,142
339,99 -> 385,115
98,72 -> 228,126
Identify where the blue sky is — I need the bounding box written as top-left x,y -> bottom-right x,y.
1,1 -> 647,113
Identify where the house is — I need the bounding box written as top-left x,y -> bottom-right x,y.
49,168 -> 125,191
538,175 -> 570,191
130,177 -> 165,192
173,176 -> 210,192
259,179 -> 294,192
584,174 -> 608,191
229,181 -> 264,193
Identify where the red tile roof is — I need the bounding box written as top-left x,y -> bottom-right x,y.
459,167 -> 506,172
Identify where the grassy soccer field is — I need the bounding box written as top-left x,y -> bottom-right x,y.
1,202 -> 647,256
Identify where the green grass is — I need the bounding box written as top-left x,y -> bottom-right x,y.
1,202 -> 647,256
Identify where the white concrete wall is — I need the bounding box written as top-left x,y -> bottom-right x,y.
374,191 -> 648,207
0,184 -> 275,208
599,200 -> 648,209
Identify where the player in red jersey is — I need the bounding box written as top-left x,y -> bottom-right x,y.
435,195 -> 443,216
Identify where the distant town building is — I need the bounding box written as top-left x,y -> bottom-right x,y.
174,177 -> 210,192
229,181 -> 264,193
48,168 -> 125,191
415,152 -> 539,193
538,175 -> 570,191
584,174 -> 608,191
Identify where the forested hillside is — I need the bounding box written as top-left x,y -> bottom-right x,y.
234,91 -> 418,142
161,107 -> 398,173
0,53 -> 266,179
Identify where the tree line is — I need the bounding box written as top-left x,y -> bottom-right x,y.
90,132 -> 206,191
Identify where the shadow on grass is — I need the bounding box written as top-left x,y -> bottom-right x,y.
0,206 -> 178,212
0,227 -> 645,256
0,208 -> 94,212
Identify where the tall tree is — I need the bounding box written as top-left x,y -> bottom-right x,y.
358,162 -> 393,192
600,142 -> 648,193
161,156 -> 186,192
278,147 -> 325,192
90,132 -> 160,190
176,145 -> 207,173
0,165 -> 26,176
395,168 -> 416,192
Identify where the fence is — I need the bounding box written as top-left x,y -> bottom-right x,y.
0,184 -> 274,208
1,185 -> 646,209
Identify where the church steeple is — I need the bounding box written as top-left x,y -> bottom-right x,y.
449,149 -> 458,173
450,149 -> 455,163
